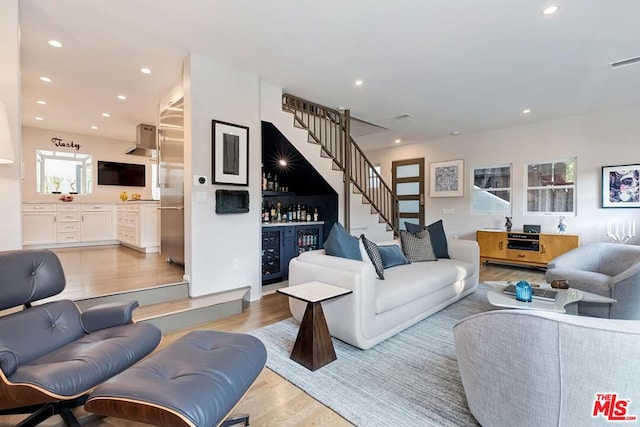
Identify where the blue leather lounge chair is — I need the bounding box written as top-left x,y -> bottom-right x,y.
0,249 -> 162,426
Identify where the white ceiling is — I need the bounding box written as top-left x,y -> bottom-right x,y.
19,0 -> 640,151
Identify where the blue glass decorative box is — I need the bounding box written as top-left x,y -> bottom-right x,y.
515,281 -> 532,302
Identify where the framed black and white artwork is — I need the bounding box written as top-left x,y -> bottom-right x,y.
212,120 -> 249,186
430,159 -> 464,197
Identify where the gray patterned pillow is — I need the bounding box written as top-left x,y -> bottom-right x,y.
400,229 -> 437,262
360,235 -> 385,279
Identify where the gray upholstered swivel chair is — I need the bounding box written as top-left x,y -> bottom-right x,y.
454,310 -> 640,427
0,249 -> 162,426
545,242 -> 640,319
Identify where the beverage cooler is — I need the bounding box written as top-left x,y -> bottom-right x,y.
261,229 -> 284,281
261,223 -> 324,284
296,225 -> 322,255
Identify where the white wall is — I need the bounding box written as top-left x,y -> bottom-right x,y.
184,53 -> 262,300
366,105 -> 640,246
22,126 -> 155,203
0,0 -> 22,251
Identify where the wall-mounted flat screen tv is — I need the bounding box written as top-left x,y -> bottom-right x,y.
97,161 -> 146,187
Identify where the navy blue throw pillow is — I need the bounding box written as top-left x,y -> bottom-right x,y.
378,245 -> 410,268
404,221 -> 425,235
427,220 -> 450,259
324,223 -> 362,261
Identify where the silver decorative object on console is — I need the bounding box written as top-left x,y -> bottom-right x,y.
607,219 -> 636,243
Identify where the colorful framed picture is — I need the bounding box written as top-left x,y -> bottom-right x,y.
430,159 -> 464,197
602,164 -> 640,208
212,120 -> 249,186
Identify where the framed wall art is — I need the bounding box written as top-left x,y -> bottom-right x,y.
212,120 -> 249,186
602,164 -> 640,208
430,159 -> 464,197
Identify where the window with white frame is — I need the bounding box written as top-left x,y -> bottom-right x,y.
36,150 -> 93,195
472,165 -> 512,214
525,158 -> 576,215
368,164 -> 381,189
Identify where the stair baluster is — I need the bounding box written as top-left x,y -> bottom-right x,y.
282,94 -> 399,235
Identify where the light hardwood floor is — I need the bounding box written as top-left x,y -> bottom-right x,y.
47,245 -> 186,301
0,246 -> 545,427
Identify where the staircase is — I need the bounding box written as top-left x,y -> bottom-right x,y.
281,94 -> 399,236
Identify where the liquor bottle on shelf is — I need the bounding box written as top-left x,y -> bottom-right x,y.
301,204 -> 307,222
287,204 -> 293,222
296,204 -> 301,222
273,174 -> 279,192
270,203 -> 276,222
267,172 -> 273,191
262,171 -> 267,191
313,207 -> 319,222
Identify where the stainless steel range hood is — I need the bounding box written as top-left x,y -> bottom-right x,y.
125,124 -> 157,156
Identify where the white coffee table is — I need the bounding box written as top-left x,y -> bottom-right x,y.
484,281 -> 616,315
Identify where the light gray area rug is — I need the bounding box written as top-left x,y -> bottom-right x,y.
249,285 -> 493,427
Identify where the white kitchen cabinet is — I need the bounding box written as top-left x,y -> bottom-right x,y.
22,204 -> 57,245
81,204 -> 114,242
117,203 -> 159,253
56,204 -> 81,242
23,203 -> 117,248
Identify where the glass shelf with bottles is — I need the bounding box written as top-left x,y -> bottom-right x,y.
262,170 -> 289,193
262,190 -> 295,197
262,201 -> 320,224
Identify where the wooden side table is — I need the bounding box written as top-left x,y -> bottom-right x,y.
277,281 -> 351,371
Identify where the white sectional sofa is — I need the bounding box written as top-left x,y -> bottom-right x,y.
287,238 -> 479,349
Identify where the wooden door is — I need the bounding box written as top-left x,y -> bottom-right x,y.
392,158 -> 425,230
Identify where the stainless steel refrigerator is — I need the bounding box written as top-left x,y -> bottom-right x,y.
158,98 -> 184,265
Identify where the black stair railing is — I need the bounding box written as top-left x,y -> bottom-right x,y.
282,93 -> 399,234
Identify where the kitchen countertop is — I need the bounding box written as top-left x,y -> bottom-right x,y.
24,200 -> 159,204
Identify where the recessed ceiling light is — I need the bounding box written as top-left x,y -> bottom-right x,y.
102,113 -> 111,118
542,5 -> 559,15
355,80 -> 363,86
450,131 -> 460,136
278,159 -> 288,167
522,109 -> 531,114
35,116 -> 44,121
36,100 -> 46,105
48,40 -> 63,48
40,76 -> 52,82
394,139 -> 401,144
91,126 -> 98,130
117,95 -> 127,100
140,67 -> 151,74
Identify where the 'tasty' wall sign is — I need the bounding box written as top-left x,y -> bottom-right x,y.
51,137 -> 80,150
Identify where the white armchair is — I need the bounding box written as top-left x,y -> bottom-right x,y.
545,243 -> 640,319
